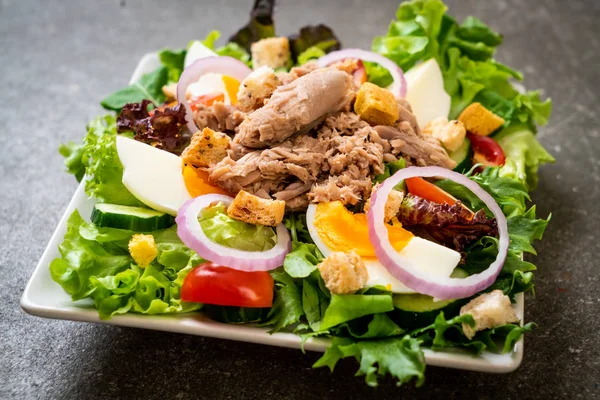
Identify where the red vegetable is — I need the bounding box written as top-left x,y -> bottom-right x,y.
181,262 -> 274,308
353,60 -> 367,85
406,177 -> 458,206
468,133 -> 506,166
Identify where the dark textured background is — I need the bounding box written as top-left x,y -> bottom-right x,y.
1,0 -> 599,398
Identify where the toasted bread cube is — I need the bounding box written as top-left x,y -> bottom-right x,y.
423,117 -> 466,152
318,251 -> 369,294
354,82 -> 399,126
181,128 -> 231,168
128,234 -> 158,268
458,102 -> 505,136
251,37 -> 291,70
363,185 -> 404,222
227,190 -> 285,226
460,290 -> 519,339
237,66 -> 281,112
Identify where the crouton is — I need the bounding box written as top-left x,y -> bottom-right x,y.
162,83 -> 178,102
181,127 -> 231,168
251,37 -> 291,70
458,102 -> 505,136
354,82 -> 399,126
318,251 -> 369,294
236,66 -> 281,112
460,290 -> 519,339
128,234 -> 158,268
363,185 -> 404,222
422,117 -> 466,152
227,190 -> 285,226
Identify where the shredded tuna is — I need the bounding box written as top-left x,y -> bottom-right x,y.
192,102 -> 246,134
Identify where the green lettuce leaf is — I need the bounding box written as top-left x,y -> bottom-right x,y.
297,46 -> 326,65
158,48 -> 186,83
314,335 -> 426,387
332,313 -> 405,339
58,142 -> 86,182
302,272 -> 330,331
100,66 -> 168,112
496,127 -> 555,189
198,203 -> 276,251
50,210 -> 201,319
201,30 -> 251,65
262,269 -> 304,333
320,294 -> 394,331
80,115 -> 144,206
228,0 -> 275,53
283,242 -> 323,278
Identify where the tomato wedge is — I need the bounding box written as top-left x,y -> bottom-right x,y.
353,60 -> 367,85
181,262 -> 274,308
189,93 -> 225,111
468,133 -> 506,166
405,177 -> 458,206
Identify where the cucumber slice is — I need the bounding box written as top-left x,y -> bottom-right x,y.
391,268 -> 469,329
203,305 -> 270,324
449,138 -> 472,173
91,203 -> 175,231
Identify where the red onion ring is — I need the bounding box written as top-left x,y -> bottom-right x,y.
367,166 -> 508,299
315,48 -> 407,98
175,194 -> 291,272
177,56 -> 252,133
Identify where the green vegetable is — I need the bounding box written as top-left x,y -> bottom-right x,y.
297,46 -> 326,65
198,203 -> 276,251
50,210 -> 201,318
448,137 -> 472,173
332,313 -> 404,339
228,0 -> 275,53
91,204 -> 174,231
158,48 -> 186,83
262,269 -> 304,333
496,126 -> 555,189
283,242 -> 323,278
319,294 -> 394,331
200,30 -> 251,65
314,336 -> 425,387
100,66 -> 168,112
203,305 -> 270,324
302,272 -> 330,331
364,61 -> 394,88
61,115 -> 143,206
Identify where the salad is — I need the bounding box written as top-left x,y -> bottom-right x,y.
55,0 -> 553,387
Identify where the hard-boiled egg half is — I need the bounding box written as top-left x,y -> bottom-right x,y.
183,41 -> 240,107
306,201 -> 461,294
116,136 -> 227,216
404,58 -> 451,128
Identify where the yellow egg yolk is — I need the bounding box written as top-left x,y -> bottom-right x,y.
183,164 -> 229,197
313,201 -> 414,257
222,75 -> 240,105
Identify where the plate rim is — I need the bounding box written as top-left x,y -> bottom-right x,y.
20,52 -> 525,374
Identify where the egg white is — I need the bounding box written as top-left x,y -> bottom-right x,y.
116,136 -> 191,216
306,204 -> 461,294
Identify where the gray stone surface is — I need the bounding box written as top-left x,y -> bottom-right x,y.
1,0 -> 599,398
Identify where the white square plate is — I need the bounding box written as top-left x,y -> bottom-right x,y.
21,53 -> 524,373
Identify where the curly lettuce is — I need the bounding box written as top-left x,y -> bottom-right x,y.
50,210 -> 201,319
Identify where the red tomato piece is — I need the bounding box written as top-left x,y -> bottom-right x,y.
181,262 -> 274,308
353,60 -> 367,85
189,93 -> 225,111
468,133 -> 506,166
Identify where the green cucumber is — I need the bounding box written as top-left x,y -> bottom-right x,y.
203,305 -> 270,324
449,138 -> 472,173
91,203 -> 174,231
391,268 -> 469,329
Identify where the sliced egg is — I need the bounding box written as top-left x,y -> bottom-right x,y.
404,58 -> 451,128
186,73 -> 240,106
116,136 -> 226,215
306,202 -> 461,294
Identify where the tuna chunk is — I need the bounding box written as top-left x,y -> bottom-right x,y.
236,68 -> 355,148
193,102 -> 246,134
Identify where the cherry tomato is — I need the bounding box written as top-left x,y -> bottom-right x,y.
181,262 -> 274,308
406,177 -> 458,206
468,133 -> 506,167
